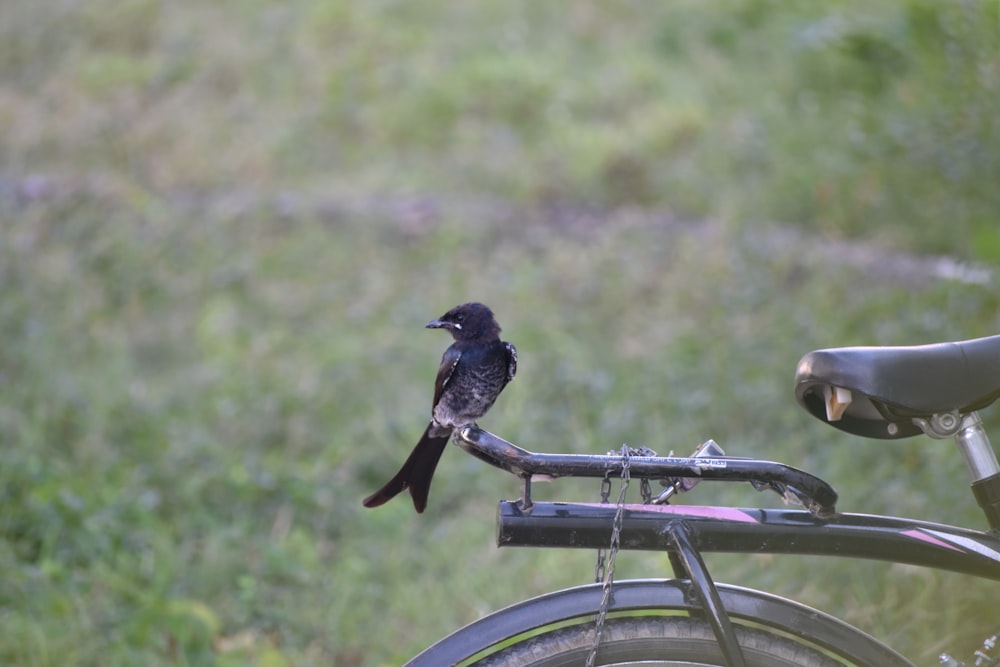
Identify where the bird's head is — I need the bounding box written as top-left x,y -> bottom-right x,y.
426,302 -> 501,341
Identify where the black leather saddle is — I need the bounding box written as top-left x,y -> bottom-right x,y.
795,335 -> 1000,439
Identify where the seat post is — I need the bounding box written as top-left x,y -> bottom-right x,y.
954,412 -> 1000,531
954,412 -> 1000,482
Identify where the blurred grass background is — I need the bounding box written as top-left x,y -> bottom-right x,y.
2,1 -> 1000,665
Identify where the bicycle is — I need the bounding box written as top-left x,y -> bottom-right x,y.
403,334 -> 1000,667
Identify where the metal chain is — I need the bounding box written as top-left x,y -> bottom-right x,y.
595,448 -> 654,581
587,445 -> 631,667
593,474 -> 612,584
640,477 -> 652,504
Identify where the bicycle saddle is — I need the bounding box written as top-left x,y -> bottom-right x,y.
795,334 -> 1000,439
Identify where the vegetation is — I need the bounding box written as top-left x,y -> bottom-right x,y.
1,1 -> 998,665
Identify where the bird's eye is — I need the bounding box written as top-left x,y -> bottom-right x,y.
456,313 -> 465,322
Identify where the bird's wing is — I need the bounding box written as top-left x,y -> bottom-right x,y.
433,345 -> 462,407
504,342 -> 517,383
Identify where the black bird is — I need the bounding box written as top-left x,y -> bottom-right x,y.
362,302 -> 517,513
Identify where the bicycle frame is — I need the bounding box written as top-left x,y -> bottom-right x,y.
433,426 -> 1000,667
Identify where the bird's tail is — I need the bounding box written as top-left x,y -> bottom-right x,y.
362,422 -> 452,513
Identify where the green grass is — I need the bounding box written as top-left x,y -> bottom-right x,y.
2,1 -> 1000,665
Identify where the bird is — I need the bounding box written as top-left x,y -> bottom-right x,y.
362,302 -> 517,513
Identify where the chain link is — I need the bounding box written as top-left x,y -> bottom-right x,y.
640,477 -> 652,504
593,550 -> 606,587
587,445 -> 632,667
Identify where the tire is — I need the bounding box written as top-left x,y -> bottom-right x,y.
472,615 -> 845,667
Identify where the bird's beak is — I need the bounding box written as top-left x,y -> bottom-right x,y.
426,318 -> 459,330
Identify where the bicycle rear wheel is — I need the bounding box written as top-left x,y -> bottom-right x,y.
472,615 -> 843,666
405,580 -> 913,667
